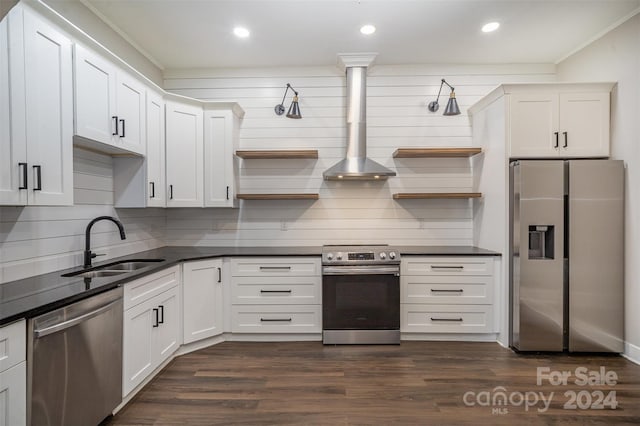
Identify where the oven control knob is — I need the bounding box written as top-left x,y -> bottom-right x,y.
336,253 -> 343,260
389,251 -> 397,259
379,252 -> 387,260
326,253 -> 334,261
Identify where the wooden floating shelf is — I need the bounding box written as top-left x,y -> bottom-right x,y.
236,193 -> 320,200
235,150 -> 319,159
392,192 -> 482,200
393,148 -> 482,158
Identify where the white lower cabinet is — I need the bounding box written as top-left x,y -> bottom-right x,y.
122,266 -> 181,397
230,257 -> 322,334
401,256 -> 496,335
183,259 -> 224,344
0,320 -> 26,426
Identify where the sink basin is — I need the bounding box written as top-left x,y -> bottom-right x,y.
106,261 -> 163,271
62,258 -> 165,278
71,270 -> 128,279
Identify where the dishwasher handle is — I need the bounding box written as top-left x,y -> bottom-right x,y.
33,299 -> 121,339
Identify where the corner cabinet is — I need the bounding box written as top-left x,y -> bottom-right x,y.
182,259 -> 225,343
0,4 -> 73,206
73,44 -> 146,155
165,97 -> 204,207
505,83 -> 613,158
204,103 -> 244,207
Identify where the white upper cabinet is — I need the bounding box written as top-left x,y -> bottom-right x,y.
507,84 -> 612,159
145,90 -> 166,207
1,5 -> 73,206
165,98 -> 204,207
204,103 -> 244,208
74,44 -> 146,155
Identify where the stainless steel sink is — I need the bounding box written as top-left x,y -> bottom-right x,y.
62,258 -> 165,278
71,270 -> 128,279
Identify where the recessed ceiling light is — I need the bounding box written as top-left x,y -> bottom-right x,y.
360,24 -> 376,35
233,27 -> 250,38
481,22 -> 500,33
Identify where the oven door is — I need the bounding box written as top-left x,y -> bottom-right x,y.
322,265 -> 400,330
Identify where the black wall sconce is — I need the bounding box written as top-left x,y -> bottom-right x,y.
274,83 -> 302,119
427,79 -> 461,116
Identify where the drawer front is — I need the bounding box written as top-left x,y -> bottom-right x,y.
231,305 -> 321,333
231,276 -> 321,305
230,257 -> 320,277
402,256 -> 494,276
124,265 -> 180,310
401,304 -> 494,333
402,276 -> 493,304
0,320 -> 26,373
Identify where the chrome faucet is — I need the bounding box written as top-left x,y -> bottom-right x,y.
84,216 -> 126,268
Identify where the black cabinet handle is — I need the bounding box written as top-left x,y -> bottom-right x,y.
260,318 -> 292,322
217,267 -> 222,283
158,305 -> 164,324
430,317 -> 463,322
226,186 -> 229,200
150,182 -> 155,199
152,308 -> 159,327
430,289 -> 464,293
554,131 -> 559,148
169,185 -> 173,200
119,119 -> 125,138
33,165 -> 42,191
563,131 -> 568,148
260,290 -> 292,294
112,116 -> 119,136
18,162 -> 27,190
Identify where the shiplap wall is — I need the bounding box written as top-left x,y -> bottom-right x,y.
163,63 -> 556,246
0,148 -> 165,283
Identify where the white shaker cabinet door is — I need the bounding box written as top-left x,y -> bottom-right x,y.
74,44 -> 117,145
559,92 -> 610,158
165,100 -> 204,207
183,259 -> 224,344
22,9 -> 73,205
508,93 -> 559,158
145,91 -> 166,207
115,72 -> 146,155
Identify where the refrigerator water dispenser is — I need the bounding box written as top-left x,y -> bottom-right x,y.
528,225 -> 554,259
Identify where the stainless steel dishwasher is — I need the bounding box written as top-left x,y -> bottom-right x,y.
27,286 -> 123,426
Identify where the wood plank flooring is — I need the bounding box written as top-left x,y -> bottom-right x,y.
105,341 -> 640,425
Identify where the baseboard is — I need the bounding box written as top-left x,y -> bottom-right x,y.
623,341 -> 640,365
226,333 -> 322,342
401,333 -> 498,342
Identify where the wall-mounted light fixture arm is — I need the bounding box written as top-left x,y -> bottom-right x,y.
427,78 -> 461,116
274,83 -> 302,118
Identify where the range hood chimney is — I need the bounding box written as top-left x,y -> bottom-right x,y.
323,54 -> 396,181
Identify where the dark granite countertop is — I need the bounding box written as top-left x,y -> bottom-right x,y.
0,245 -> 499,326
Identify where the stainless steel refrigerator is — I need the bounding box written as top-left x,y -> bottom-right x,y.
510,160 -> 624,352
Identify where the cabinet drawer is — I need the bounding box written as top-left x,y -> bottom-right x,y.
232,276 -> 321,305
402,276 -> 493,304
231,305 -> 321,333
0,320 -> 25,373
230,257 -> 320,277
402,256 -> 493,276
124,265 -> 180,310
401,304 -> 494,333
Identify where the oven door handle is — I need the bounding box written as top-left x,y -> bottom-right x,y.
322,266 -> 400,275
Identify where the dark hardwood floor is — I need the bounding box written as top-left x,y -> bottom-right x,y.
106,341 -> 640,425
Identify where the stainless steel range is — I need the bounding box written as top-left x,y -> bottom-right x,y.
322,245 -> 401,344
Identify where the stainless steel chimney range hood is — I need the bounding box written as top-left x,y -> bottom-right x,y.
323,54 -> 396,181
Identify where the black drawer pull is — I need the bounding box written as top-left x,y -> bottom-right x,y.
430,289 -> 464,293
430,317 -> 463,322
259,266 -> 292,271
260,290 -> 292,294
18,162 -> 27,189
260,318 -> 292,322
431,265 -> 464,270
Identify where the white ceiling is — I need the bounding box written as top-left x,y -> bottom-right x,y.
76,0 -> 640,70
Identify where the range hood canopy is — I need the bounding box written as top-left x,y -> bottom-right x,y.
323,54 -> 396,181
